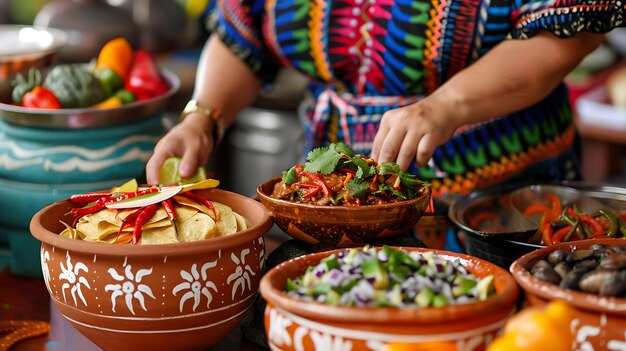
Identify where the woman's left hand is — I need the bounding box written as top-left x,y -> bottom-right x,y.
371,95 -> 459,171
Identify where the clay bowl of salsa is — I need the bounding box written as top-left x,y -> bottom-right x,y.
257,173 -> 431,248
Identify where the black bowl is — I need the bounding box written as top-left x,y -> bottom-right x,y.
449,182 -> 626,269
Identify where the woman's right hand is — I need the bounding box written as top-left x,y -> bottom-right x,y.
145,113 -> 216,185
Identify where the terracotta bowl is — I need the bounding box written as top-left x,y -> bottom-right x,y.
511,238 -> 626,350
30,188 -> 273,351
260,247 -> 519,351
257,177 -> 431,247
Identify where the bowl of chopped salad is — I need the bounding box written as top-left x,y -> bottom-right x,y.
257,143 -> 432,247
259,245 -> 519,351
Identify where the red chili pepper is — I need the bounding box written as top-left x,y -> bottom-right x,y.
22,86 -> 61,109
542,225 -> 553,246
125,50 -> 168,99
544,193 -> 562,221
162,199 -> 178,237
114,209 -> 141,243
106,187 -> 158,204
579,214 -> 604,237
293,182 -> 320,189
182,191 -> 218,221
552,225 -> 572,244
523,204 -> 552,219
301,172 -> 331,197
131,204 -> 159,244
370,174 -> 380,188
70,199 -> 107,227
302,186 -> 321,199
69,193 -> 113,203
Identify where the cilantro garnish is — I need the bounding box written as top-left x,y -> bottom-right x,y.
346,178 -> 370,199
304,145 -> 342,174
296,143 -> 429,203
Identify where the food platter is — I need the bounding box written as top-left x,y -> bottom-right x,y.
0,68 -> 179,129
448,182 -> 626,268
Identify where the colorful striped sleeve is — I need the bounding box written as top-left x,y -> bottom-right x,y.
207,0 -> 280,82
510,0 -> 625,39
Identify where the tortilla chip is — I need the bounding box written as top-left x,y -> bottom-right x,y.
212,202 -> 238,236
139,226 -> 180,245
59,221 -> 85,240
233,212 -> 248,232
178,212 -> 217,242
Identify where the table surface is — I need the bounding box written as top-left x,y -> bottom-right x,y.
0,230 -> 290,351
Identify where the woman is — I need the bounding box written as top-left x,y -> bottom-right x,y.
147,1 -> 619,206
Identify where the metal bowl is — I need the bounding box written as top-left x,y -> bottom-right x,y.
0,25 -> 68,101
449,182 -> 626,268
0,68 -> 180,129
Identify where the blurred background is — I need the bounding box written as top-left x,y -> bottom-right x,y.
1,0 -> 626,269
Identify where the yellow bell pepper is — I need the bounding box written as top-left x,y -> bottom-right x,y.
487,300 -> 574,351
90,96 -> 122,109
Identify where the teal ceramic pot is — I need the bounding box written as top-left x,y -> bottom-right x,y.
0,115 -> 162,184
0,176 -> 128,277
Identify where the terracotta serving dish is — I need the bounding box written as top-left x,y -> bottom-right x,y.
257,177 -> 431,247
30,188 -> 273,351
260,247 -> 519,351
511,238 -> 626,350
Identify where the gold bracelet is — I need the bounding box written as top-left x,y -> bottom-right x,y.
179,100 -> 224,146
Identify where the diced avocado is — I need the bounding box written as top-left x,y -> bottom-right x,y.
326,290 -> 340,305
302,271 -> 319,288
344,249 -> 358,265
475,274 -> 495,300
314,283 -> 332,294
389,284 -> 403,306
322,256 -> 340,270
452,276 -> 478,297
415,287 -> 435,308
285,279 -> 299,292
432,294 -> 449,308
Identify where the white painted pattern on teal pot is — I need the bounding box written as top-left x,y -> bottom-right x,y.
0,115 -> 163,183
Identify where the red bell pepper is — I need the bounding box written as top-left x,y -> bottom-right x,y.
22,86 -> 61,109
125,50 -> 168,100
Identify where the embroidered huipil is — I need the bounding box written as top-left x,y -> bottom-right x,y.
208,0 -> 624,200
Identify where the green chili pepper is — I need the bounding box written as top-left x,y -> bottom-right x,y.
114,89 -> 136,104
595,209 -> 618,237
11,68 -> 41,104
563,220 -> 579,242
94,66 -> 123,97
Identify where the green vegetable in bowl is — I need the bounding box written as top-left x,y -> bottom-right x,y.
43,64 -> 106,108
11,67 -> 41,104
285,246 -> 496,308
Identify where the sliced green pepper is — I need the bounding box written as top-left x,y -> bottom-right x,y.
114,89 -> 136,104
95,67 -> 123,97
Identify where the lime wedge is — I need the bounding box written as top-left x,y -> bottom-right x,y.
158,157 -> 207,186
111,179 -> 138,193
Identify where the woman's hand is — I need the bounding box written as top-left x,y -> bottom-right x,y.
144,35 -> 263,184
371,94 -> 460,171
145,113 -> 215,184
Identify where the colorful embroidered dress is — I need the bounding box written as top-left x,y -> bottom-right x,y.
209,0 -> 624,201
